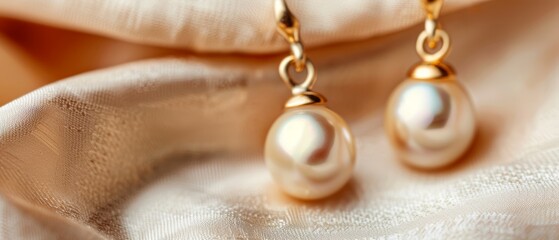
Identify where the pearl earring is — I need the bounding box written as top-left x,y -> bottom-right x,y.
385,0 -> 476,169
265,0 -> 356,200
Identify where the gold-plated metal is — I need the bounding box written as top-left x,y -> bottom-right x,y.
420,0 -> 446,51
275,0 -> 306,72
407,62 -> 455,80
285,92 -> 327,108
289,42 -> 305,70
424,19 -> 439,45
421,0 -> 444,20
275,0 -> 326,108
279,55 -> 317,95
274,0 -> 299,43
416,0 -> 450,64
416,29 -> 450,63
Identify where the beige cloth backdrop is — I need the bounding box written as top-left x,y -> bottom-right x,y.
1,0 -> 559,239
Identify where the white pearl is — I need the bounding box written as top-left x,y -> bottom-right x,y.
385,79 -> 476,169
265,105 -> 355,200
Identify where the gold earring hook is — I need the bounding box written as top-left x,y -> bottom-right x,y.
274,0 -> 323,107
415,0 -> 450,64
274,0 -> 306,72
274,0 -> 300,44
421,0 -> 443,20
421,0 -> 444,49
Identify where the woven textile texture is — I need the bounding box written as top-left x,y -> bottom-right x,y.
1,0 -> 559,239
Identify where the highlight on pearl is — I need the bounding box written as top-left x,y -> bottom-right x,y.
265,105 -> 355,200
270,0 -> 355,200
385,78 -> 476,169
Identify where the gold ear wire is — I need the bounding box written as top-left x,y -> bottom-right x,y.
416,0 -> 450,63
274,0 -> 306,72
421,0 -> 443,20
385,0 -> 477,170
274,0 -> 300,44
265,0 -> 355,200
273,0 -> 323,107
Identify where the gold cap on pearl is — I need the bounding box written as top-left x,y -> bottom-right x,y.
285,91 -> 327,108
408,62 -> 455,81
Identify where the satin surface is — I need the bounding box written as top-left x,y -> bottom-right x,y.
1,0 -> 559,239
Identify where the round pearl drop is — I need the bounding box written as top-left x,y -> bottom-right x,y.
385,79 -> 476,169
265,105 -> 355,200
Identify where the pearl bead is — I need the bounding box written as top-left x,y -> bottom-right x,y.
385,79 -> 476,169
265,105 -> 355,200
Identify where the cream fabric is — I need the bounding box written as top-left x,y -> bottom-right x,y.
0,0 -> 480,52
1,0 -> 559,239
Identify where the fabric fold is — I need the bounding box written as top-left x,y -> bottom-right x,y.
0,0 -> 485,53
0,0 -> 558,239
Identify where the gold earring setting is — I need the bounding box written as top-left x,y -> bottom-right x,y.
385,0 -> 476,169
264,0 -> 355,200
